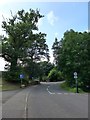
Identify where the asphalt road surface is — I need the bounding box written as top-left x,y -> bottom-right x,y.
2,82 -> 88,118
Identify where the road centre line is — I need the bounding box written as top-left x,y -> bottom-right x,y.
26,94 -> 28,103
23,93 -> 29,119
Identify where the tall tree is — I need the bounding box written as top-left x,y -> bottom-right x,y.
0,35 -> 3,55
52,38 -> 61,65
1,9 -> 49,81
57,29 -> 90,87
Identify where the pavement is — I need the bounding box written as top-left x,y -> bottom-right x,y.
2,82 -> 88,118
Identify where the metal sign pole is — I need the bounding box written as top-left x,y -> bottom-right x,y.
21,78 -> 22,87
76,78 -> 78,93
74,72 -> 79,93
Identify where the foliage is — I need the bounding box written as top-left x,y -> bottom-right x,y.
52,29 -> 90,87
60,82 -> 85,93
41,76 -> 48,82
1,9 -> 49,82
2,79 -> 20,91
38,61 -> 54,76
48,68 -> 63,82
52,38 -> 60,65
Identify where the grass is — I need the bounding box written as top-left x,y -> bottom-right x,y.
60,82 -> 86,93
0,79 -> 21,91
0,78 -> 40,91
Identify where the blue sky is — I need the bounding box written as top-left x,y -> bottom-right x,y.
0,1 -> 88,70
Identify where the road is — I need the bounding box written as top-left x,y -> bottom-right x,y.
2,89 -> 22,104
2,82 -> 88,118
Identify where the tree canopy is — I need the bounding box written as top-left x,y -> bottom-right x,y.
52,29 -> 90,87
1,9 -> 49,81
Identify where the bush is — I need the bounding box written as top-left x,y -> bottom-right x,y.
48,68 -> 63,82
2,71 -> 29,86
2,71 -> 20,83
42,76 -> 48,82
60,82 -> 84,93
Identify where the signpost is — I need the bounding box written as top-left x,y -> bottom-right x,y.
73,72 -> 78,93
20,74 -> 24,88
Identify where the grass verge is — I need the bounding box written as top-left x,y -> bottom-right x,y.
60,82 -> 86,93
0,79 -> 40,91
0,79 -> 20,91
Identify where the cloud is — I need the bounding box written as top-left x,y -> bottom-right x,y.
47,11 -> 58,26
37,18 -> 43,29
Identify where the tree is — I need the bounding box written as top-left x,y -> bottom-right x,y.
52,38 -> 59,65
39,61 -> 54,76
48,68 -> 63,82
52,37 -> 62,66
0,35 -> 3,55
56,29 -> 90,87
24,61 -> 54,81
1,9 -> 49,82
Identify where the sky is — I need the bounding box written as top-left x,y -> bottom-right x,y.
0,0 -> 88,71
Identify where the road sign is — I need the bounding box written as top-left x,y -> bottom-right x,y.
74,72 -> 77,76
74,75 -> 77,79
74,72 -> 78,79
20,74 -> 24,79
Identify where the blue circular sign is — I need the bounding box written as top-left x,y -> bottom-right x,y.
20,74 -> 24,79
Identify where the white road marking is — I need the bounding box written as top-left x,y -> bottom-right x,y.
46,87 -> 88,96
26,96 -> 28,103
57,93 -> 88,96
47,88 -> 55,94
63,93 -> 68,95
23,93 -> 29,118
57,93 -> 62,95
49,92 -> 55,94
69,93 -> 75,95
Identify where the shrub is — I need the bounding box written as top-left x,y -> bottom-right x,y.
48,68 -> 63,82
2,71 -> 20,83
